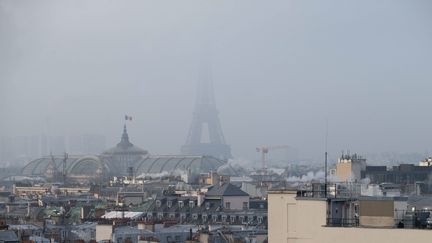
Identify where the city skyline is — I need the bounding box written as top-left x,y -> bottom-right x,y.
1,0 -> 432,162
1,1 -> 432,242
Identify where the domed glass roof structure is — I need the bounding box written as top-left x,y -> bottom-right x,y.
100,125 -> 148,174
21,125 -> 226,179
135,155 -> 225,175
21,155 -> 106,177
22,156 -> 81,176
102,125 -> 148,156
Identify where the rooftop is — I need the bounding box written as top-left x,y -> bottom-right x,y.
206,183 -> 249,197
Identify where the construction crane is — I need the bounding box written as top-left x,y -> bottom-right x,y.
256,145 -> 289,170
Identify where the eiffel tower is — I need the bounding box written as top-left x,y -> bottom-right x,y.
181,61 -> 232,160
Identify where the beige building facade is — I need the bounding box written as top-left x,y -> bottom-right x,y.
268,190 -> 432,243
335,154 -> 366,182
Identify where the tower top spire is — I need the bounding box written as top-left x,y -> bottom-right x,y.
196,57 -> 216,107
118,124 -> 133,148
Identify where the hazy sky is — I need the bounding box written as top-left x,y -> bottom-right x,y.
1,0 -> 432,162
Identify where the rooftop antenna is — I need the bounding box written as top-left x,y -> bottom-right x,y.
325,120 -> 328,198
62,152 -> 68,185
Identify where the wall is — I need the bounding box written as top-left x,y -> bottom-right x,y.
359,199 -> 394,227
96,224 -> 113,242
268,191 -> 432,243
359,216 -> 394,228
336,161 -> 363,182
222,196 -> 249,210
336,162 -> 352,181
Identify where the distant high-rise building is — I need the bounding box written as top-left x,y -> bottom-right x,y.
68,135 -> 83,154
0,136 -> 13,164
40,134 -> 49,156
68,134 -> 106,155
28,135 -> 41,158
82,134 -> 106,154
1,134 -> 106,165
0,135 -> 42,165
50,136 -> 66,155
13,136 -> 41,159
181,60 -> 232,160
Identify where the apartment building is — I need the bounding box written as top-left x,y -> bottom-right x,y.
268,189 -> 431,243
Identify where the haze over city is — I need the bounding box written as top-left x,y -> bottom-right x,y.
3,1 -> 432,243
1,0 -> 432,163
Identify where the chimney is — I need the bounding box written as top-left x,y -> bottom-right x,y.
138,221 -> 155,232
197,193 -> 205,207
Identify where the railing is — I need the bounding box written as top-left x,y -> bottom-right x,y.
326,218 -> 359,227
394,209 -> 432,229
296,183 -> 363,199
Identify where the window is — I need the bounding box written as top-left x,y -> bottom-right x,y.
258,216 -> 263,224
243,202 -> 248,210
157,213 -> 163,220
222,215 -> 227,222
205,202 -> 210,209
225,202 -> 231,209
189,201 -> 195,208
156,200 -> 161,208
230,216 -> 236,223
178,201 -> 184,208
192,214 -> 198,220
167,200 -> 172,208
202,214 -> 208,221
169,213 -> 175,219
212,215 -> 218,222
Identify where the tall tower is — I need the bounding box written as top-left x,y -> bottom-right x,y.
181,60 -> 232,160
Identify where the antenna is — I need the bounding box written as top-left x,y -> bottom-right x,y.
325,120 -> 328,198
63,152 -> 68,185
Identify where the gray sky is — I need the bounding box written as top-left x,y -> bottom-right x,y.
1,0 -> 432,163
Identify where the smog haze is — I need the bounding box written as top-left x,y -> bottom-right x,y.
1,0 -> 432,164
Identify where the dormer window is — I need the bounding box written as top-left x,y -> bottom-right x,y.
242,202 -> 248,210
225,202 -> 231,209
167,200 -> 172,208
178,201 -> 184,208
156,200 -> 161,208
205,202 -> 210,209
